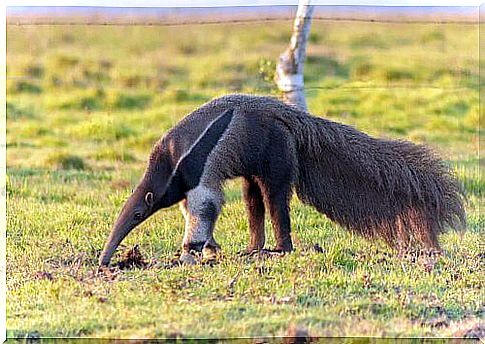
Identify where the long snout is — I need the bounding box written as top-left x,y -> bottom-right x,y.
98,214 -> 134,266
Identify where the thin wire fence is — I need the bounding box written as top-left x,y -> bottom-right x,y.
6,16 -> 479,26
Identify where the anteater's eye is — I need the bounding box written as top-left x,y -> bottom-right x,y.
134,212 -> 142,220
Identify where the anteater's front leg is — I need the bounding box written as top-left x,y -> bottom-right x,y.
242,177 -> 266,253
181,185 -> 223,254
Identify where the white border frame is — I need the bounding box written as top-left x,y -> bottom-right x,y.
1,1 -> 480,342
4,0 -> 483,7
1,2 -> 6,342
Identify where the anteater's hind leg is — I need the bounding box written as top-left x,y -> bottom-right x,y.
256,126 -> 296,253
260,180 -> 294,253
242,177 -> 266,253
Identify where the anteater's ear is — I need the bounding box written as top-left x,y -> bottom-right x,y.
145,192 -> 154,206
160,108 -> 234,206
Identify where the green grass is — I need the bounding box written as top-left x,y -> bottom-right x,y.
6,19 -> 483,339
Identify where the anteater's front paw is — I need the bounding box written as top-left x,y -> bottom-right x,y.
184,241 -> 206,252
180,239 -> 221,264
202,246 -> 217,261
202,239 -> 221,260
179,252 -> 197,265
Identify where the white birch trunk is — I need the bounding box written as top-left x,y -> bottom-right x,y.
275,0 -> 314,111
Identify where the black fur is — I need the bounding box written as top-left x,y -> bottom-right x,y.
159,109 -> 234,207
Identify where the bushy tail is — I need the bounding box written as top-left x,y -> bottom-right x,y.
290,115 -> 465,249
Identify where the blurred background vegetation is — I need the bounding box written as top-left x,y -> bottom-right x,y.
7,12 -> 480,167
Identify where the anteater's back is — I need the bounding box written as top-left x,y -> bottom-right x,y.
164,94 -> 465,248
203,94 -> 465,248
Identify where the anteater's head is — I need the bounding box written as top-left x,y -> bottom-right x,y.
98,108 -> 234,266
98,179 -> 164,267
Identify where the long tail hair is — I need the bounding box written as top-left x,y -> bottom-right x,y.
279,110 -> 465,249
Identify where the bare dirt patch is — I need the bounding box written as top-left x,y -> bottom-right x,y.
116,244 -> 148,270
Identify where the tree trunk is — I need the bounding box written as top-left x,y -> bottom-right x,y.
275,0 -> 314,111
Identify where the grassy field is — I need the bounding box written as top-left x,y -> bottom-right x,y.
6,17 -> 483,339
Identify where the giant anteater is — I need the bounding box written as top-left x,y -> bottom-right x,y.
99,94 -> 465,266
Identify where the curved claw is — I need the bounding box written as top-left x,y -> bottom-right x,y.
259,248 -> 287,257
238,248 -> 260,257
